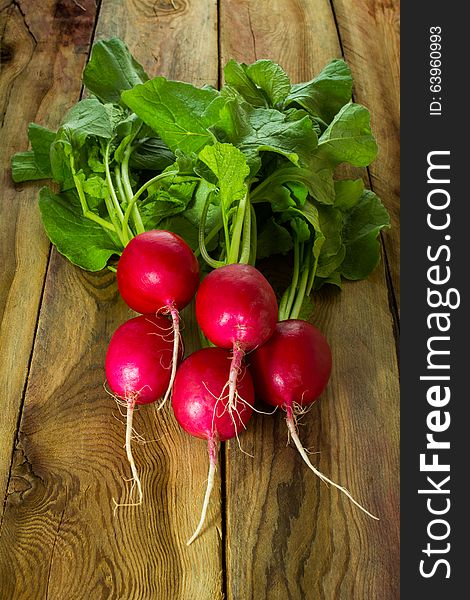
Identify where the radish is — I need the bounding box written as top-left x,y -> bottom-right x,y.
105,314 -> 182,509
117,230 -> 199,408
250,319 -> 378,519
195,263 -> 277,415
172,347 -> 254,544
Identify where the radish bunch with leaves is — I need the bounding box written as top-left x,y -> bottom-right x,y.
12,38 -> 390,539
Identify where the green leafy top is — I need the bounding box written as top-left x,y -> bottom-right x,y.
121,78 -> 224,154
224,59 -> 291,107
11,37 -> 390,317
83,37 -> 149,104
285,59 -> 353,123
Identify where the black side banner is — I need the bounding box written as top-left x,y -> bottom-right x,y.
401,4 -> 467,597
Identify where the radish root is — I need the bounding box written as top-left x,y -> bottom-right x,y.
228,341 -> 245,411
158,305 -> 180,410
285,406 -> 379,521
113,397 -> 143,512
187,436 -> 218,545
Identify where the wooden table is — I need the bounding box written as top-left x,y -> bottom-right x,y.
0,1 -> 400,598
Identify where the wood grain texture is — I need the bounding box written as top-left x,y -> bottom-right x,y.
93,0 -> 218,86
0,1 -> 223,599
220,0 -> 340,79
332,0 -> 400,309
0,0 -> 98,517
220,1 -> 399,598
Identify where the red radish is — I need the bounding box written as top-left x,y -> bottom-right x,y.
195,264 -> 277,415
105,314 -> 182,509
172,347 -> 254,544
117,230 -> 199,408
250,319 -> 378,519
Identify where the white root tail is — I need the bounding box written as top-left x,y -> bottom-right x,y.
187,437 -> 218,545
158,305 -> 180,410
112,398 -> 143,512
285,408 -> 379,521
228,342 -> 244,412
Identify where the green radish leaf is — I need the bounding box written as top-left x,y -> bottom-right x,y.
311,203 -> 346,278
274,199 -> 326,265
141,179 -> 198,229
246,60 -> 291,106
39,187 -> 120,271
11,124 -> 56,182
285,181 -> 308,206
103,103 -> 131,131
170,150 -> 200,176
224,60 -> 268,107
341,234 -> 382,280
342,189 -> 391,242
224,59 -> 291,108
317,204 -> 343,259
49,132 -> 73,187
313,270 -> 343,290
60,99 -> 114,148
306,156 -> 335,205
87,146 -> 106,173
122,77 -> 225,154
270,185 -> 296,212
28,123 -> 56,175
216,100 -> 318,167
285,59 -> 353,123
290,217 -> 310,243
11,152 -> 45,183
198,141 -> 250,210
266,163 -> 335,206
130,138 -> 175,171
316,245 -> 346,278
294,200 -> 325,264
334,178 -> 365,211
256,217 -> 293,259
157,215 -> 200,251
284,107 -> 325,136
317,103 -> 378,167
184,179 -> 220,232
82,174 -> 108,200
340,190 -> 390,279
251,162 -> 334,219
83,37 -> 149,104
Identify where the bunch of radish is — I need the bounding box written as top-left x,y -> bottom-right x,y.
105,228 -> 377,544
11,41 -> 387,545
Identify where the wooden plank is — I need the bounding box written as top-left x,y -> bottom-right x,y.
332,0 -> 400,309
0,0 -> 98,514
219,1 -> 400,598
0,1 -> 223,599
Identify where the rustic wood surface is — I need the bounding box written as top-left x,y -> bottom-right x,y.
0,1 -> 400,599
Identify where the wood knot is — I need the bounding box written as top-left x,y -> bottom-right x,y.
8,476 -> 33,497
54,0 -> 87,19
153,0 -> 186,17
0,42 -> 14,65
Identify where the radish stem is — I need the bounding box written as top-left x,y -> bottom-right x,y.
285,405 -> 379,520
187,436 -> 218,545
198,191 -> 225,268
